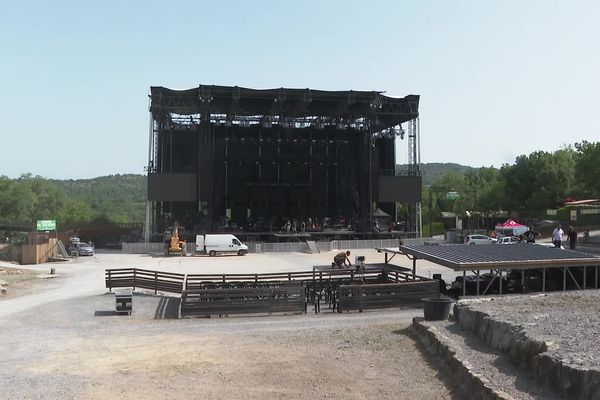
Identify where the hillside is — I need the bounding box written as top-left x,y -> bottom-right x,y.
397,163 -> 478,185
51,165 -> 477,222
44,164 -> 476,223
52,174 -> 146,222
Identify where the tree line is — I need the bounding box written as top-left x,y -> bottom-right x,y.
0,141 -> 598,229
0,174 -> 146,227
423,141 -> 600,221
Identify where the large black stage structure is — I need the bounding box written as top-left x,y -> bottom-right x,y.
147,85 -> 421,238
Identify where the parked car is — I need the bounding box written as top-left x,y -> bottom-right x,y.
69,241 -> 95,256
464,234 -> 497,245
497,236 -> 520,245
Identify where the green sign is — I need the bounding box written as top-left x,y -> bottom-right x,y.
446,191 -> 460,200
36,220 -> 57,231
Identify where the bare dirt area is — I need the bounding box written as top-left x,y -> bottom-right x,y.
26,324 -> 452,400
1,294 -> 457,400
0,265 -> 43,300
0,250 -> 461,400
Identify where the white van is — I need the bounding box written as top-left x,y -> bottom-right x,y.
196,234 -> 248,256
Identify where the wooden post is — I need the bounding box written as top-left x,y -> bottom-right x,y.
476,270 -> 480,296
412,257 -> 416,278
563,267 -> 567,291
154,271 -> 158,295
108,270 -> 112,292
498,270 -> 502,295
462,271 -> 466,297
521,269 -> 525,292
542,268 -> 546,292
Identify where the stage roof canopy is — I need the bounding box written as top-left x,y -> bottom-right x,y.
150,85 -> 419,129
382,244 -> 600,271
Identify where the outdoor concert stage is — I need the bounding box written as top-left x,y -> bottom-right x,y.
146,85 -> 422,237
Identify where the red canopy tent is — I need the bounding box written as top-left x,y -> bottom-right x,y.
495,219 -> 528,236
496,219 -> 526,228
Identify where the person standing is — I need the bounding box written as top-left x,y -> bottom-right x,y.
552,224 -> 564,248
523,226 -> 541,243
567,226 -> 578,250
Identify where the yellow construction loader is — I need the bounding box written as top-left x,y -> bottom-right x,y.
165,222 -> 186,256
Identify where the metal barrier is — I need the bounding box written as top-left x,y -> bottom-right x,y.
255,242 -> 309,253
121,237 -> 445,254
122,242 -> 165,254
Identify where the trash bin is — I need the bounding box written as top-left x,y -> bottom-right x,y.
422,297 -> 452,321
115,289 -> 133,314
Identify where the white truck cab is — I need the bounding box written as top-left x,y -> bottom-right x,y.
196,234 -> 248,256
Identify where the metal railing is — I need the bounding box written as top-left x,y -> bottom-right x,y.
122,242 -> 165,254
121,237 -> 445,254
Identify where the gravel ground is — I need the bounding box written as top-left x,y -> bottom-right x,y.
461,291 -> 600,370
423,319 -> 561,400
0,293 -> 457,400
0,251 -> 462,400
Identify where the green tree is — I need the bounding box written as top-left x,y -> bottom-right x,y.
4,175 -> 36,221
471,167 -> 506,213
430,171 -> 467,215
64,199 -> 94,224
573,141 -> 600,197
501,149 -> 575,211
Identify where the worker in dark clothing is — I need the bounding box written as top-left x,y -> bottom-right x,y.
333,250 -> 352,268
523,227 -> 541,243
568,226 -> 578,250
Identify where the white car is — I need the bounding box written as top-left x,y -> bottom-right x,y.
497,236 -> 520,245
464,234 -> 497,245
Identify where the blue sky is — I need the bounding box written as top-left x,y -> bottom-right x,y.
1,1 -> 598,179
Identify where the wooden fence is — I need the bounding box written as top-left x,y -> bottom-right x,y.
105,266 -> 437,315
181,282 -> 306,317
185,266 -> 428,288
337,280 -> 439,312
105,268 -> 185,294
